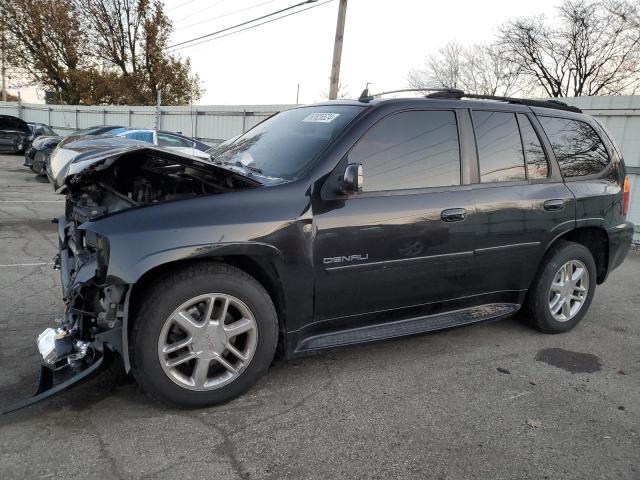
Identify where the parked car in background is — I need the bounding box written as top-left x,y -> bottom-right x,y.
117,129 -> 211,160
25,123 -> 58,152
0,115 -> 31,154
24,125 -> 126,175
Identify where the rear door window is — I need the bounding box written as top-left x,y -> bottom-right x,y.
538,116 -> 609,178
516,114 -> 549,179
472,111 -> 526,183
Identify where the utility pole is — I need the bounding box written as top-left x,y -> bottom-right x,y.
296,83 -> 300,104
154,89 -> 162,131
1,27 -> 6,102
328,0 -> 347,100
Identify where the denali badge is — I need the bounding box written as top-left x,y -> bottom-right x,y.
323,254 -> 369,264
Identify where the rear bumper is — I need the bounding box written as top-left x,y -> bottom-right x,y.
605,221 -> 634,279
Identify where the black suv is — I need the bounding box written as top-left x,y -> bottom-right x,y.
20,91 -> 634,410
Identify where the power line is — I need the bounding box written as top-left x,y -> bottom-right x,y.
166,0 -> 199,13
174,0 -> 278,32
167,0 -> 318,50
172,0 -> 227,24
170,0 -> 334,52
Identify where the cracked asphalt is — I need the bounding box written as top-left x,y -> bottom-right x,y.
0,152 -> 639,480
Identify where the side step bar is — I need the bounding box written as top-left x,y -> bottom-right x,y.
296,303 -> 520,353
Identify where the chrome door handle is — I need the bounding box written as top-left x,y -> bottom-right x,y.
441,208 -> 466,222
544,199 -> 565,211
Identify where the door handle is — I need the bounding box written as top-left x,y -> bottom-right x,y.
441,208 -> 466,222
543,199 -> 565,211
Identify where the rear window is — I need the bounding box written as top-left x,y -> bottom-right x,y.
538,116 -> 609,178
472,111 -> 526,183
517,114 -> 549,179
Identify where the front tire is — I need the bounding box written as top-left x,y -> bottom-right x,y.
130,263 -> 278,408
525,241 -> 597,333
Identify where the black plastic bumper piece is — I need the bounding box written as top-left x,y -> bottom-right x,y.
2,345 -> 114,414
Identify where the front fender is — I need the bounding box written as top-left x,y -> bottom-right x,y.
111,240 -> 284,285
115,241 -> 285,372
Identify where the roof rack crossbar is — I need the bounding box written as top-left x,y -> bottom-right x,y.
358,87 -> 464,102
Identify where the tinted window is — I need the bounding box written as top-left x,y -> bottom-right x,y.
517,114 -> 548,179
472,111 -> 526,183
347,110 -> 460,192
538,117 -> 609,177
214,105 -> 363,179
121,131 -> 154,143
158,133 -> 190,147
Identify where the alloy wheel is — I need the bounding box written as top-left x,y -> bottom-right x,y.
157,293 -> 258,391
548,260 -> 589,322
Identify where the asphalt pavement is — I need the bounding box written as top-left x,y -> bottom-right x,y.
0,152 -> 638,480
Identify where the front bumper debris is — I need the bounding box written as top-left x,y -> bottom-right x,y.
2,342 -> 115,414
3,215 -> 127,414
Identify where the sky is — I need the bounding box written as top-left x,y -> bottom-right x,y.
17,0 -> 563,104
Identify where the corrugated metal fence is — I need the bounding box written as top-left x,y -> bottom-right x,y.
0,96 -> 638,240
0,102 -> 293,145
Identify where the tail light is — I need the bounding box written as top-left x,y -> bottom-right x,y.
623,176 -> 630,216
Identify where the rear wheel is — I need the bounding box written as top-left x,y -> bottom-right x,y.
131,263 -> 278,407
525,241 -> 597,333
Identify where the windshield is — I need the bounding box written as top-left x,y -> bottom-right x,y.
213,105 -> 364,178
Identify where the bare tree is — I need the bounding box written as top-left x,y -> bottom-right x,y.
74,0 -> 202,105
498,0 -> 640,97
408,41 -> 529,96
0,0 -> 90,103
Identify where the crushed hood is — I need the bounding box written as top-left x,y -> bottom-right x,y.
50,137 -> 265,192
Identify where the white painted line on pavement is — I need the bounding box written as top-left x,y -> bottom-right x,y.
0,200 -> 63,203
0,262 -> 51,267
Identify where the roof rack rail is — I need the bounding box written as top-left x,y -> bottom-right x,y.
358,87 -> 464,102
356,86 -> 582,113
426,91 -> 582,113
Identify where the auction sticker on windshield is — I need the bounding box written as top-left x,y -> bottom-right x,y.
302,113 -> 340,123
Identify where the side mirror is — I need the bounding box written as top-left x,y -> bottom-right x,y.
339,163 -> 363,194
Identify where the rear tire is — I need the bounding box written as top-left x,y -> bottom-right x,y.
130,262 -> 278,408
524,241 -> 597,333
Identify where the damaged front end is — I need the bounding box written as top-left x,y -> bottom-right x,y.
4,144 -> 261,413
3,205 -> 129,413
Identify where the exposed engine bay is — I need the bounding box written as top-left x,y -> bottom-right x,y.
66,151 -> 259,223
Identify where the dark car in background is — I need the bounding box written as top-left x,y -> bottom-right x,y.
24,125 -> 126,175
0,115 -> 31,153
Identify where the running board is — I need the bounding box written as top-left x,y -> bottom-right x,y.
296,303 -> 520,353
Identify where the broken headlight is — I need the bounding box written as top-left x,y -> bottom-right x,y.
84,230 -> 110,274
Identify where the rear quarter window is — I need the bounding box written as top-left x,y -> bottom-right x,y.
538,116 -> 609,178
